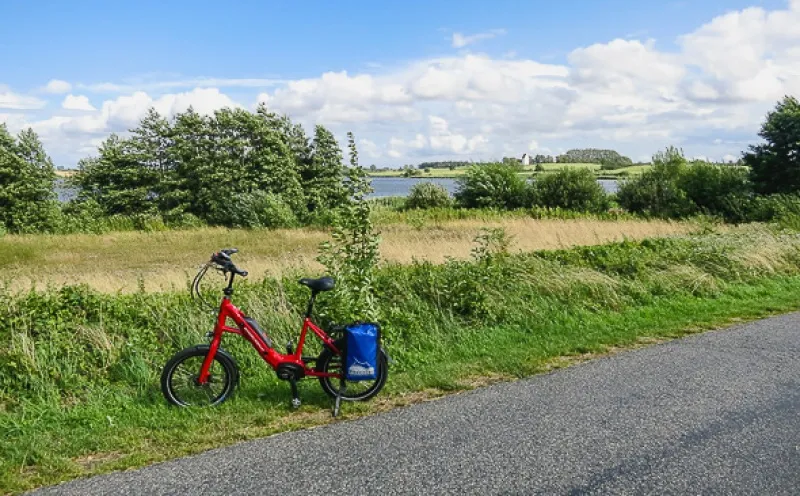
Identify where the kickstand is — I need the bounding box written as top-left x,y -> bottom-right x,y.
332,375 -> 347,418
289,379 -> 301,409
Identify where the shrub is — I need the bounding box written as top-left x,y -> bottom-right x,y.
405,182 -> 453,209
454,162 -> 526,209
206,191 -> 298,229
617,147 -> 694,218
252,192 -> 300,229
746,193 -> 800,229
678,162 -> 752,222
529,168 -> 609,213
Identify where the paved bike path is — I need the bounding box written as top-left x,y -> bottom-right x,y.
32,313 -> 800,495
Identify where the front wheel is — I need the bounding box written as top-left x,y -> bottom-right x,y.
316,339 -> 388,401
161,345 -> 239,407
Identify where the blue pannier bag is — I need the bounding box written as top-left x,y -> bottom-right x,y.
344,322 -> 380,381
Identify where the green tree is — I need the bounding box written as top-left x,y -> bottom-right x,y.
678,162 -> 752,221
317,132 -> 380,323
530,168 -> 609,213
304,125 -> 346,212
617,146 -> 694,218
405,182 -> 453,209
745,95 -> 800,194
0,126 -> 58,233
73,134 -> 160,216
454,162 -> 526,209
130,108 -> 174,176
178,108 -> 305,224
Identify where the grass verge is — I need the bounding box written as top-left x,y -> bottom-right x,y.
4,276 -> 800,494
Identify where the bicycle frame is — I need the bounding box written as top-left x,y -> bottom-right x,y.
197,293 -> 341,384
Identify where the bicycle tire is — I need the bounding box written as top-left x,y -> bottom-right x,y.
316,338 -> 388,401
161,345 -> 239,407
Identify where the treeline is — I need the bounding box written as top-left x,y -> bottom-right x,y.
415,160 -> 472,170
0,105 -> 359,234
404,96 -> 800,225
74,105 -> 349,228
0,127 -> 58,234
556,148 -> 632,168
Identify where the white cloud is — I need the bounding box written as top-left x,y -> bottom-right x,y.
678,1 -> 800,102
62,94 -> 96,111
451,29 -> 506,48
77,77 -> 286,94
359,138 -> 381,159
24,87 -> 241,164
15,1 -> 800,168
0,112 -> 28,132
43,79 -> 72,94
0,86 -> 46,110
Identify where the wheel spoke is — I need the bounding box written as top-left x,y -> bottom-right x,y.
166,353 -> 232,407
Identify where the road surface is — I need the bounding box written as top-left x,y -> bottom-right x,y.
31,312 -> 800,495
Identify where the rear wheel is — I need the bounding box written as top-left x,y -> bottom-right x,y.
316,339 -> 388,401
161,345 -> 239,407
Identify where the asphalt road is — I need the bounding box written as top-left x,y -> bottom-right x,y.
32,313 -> 800,495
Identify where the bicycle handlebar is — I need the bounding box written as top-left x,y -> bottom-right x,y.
210,248 -> 248,277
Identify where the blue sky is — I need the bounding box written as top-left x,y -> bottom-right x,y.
1,0 -> 797,167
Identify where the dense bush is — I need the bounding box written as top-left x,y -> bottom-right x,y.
529,168 -> 610,213
206,191 -> 298,229
405,182 -> 453,209
617,147 -> 698,219
454,162 -> 526,209
677,162 -> 752,222
618,147 -> 755,221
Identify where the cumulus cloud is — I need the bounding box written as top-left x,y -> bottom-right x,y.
77,77 -> 286,94
0,86 -> 46,110
62,94 -> 96,111
451,29 -> 506,48
43,79 -> 72,94
23,87 -> 241,164
9,1 -> 800,166
359,138 -> 381,159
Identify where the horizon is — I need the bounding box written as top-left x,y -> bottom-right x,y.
1,0 -> 798,168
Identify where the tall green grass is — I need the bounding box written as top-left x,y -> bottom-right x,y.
4,223 -> 800,492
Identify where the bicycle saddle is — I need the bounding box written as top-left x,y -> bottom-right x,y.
299,276 -> 335,292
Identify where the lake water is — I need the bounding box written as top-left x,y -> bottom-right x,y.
369,177 -> 619,197
54,177 -> 619,202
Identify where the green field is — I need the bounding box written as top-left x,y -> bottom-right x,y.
368,162 -> 647,179
3,223 -> 800,493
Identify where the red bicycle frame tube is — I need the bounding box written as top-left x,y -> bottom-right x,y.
198,296 -> 341,384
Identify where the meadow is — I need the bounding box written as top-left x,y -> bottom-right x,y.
3,221 -> 800,493
1,211 -> 693,293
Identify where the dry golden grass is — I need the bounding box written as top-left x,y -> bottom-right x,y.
1,217 -> 696,293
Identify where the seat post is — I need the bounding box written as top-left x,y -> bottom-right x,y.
305,291 -> 318,318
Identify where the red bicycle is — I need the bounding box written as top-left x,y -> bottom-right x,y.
160,248 -> 389,410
